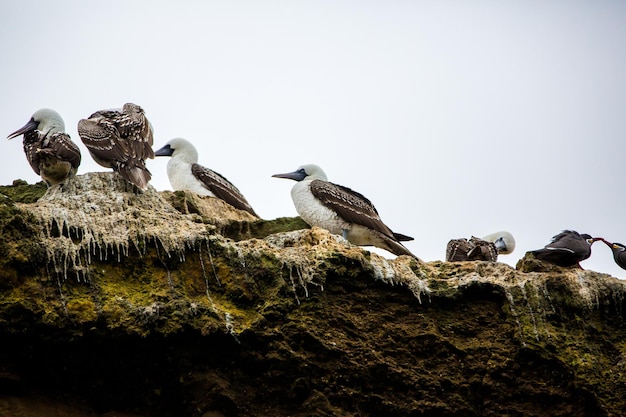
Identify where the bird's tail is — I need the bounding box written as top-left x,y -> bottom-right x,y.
381,235 -> 420,260
393,232 -> 414,242
115,163 -> 152,190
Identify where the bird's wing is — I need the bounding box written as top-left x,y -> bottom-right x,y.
446,239 -> 470,261
191,163 -> 258,217
78,117 -> 129,163
545,231 -> 586,252
310,179 -> 396,239
547,230 -> 577,245
22,131 -> 43,175
80,108 -> 154,164
112,109 -> 154,161
43,133 -> 82,169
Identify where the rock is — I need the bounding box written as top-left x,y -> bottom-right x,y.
0,173 -> 625,416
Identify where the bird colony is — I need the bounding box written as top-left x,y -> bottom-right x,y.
6,104 -> 625,276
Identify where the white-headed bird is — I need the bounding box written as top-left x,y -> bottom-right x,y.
8,108 -> 81,186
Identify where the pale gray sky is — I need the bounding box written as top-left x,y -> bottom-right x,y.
2,1 -> 626,277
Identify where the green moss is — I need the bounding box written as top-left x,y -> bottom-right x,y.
0,200 -> 46,282
0,179 -> 47,203
222,216 -> 311,241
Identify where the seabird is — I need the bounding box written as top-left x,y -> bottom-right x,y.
154,138 -> 258,217
446,231 -> 516,262
530,230 -> 595,267
272,164 -> 417,258
598,239 -> 626,270
7,108 -> 81,186
77,103 -> 154,189
446,236 -> 497,262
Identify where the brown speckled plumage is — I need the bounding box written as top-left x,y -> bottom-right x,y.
78,103 -> 154,189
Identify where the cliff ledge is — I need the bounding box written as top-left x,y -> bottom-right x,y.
0,173 -> 624,417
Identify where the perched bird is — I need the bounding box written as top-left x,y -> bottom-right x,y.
7,108 -> 81,186
77,103 -> 154,189
154,138 -> 258,217
599,239 -> 626,270
530,230 -> 595,267
447,236 -> 498,262
272,164 -> 417,258
446,231 -> 516,262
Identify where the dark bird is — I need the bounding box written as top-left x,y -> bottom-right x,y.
272,164 -> 417,258
7,108 -> 81,186
530,230 -> 595,267
77,103 -> 154,189
154,138 -> 258,217
446,231 -> 516,262
599,239 -> 626,270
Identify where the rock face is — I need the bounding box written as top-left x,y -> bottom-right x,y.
0,173 -> 625,417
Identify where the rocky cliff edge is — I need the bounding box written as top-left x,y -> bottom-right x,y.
0,172 -> 624,417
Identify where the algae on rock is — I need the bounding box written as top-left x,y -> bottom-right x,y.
0,175 -> 625,417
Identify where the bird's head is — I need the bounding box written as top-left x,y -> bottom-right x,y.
272,164 -> 328,182
600,239 -> 626,252
580,234 -> 595,245
154,138 -> 198,164
482,231 -> 515,254
613,242 -> 626,252
8,108 -> 64,140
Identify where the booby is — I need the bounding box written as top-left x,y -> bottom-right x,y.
530,230 -> 595,267
154,138 -> 258,217
77,103 -> 154,189
446,231 -> 516,262
446,237 -> 497,262
598,239 -> 626,270
272,164 -> 417,258
7,108 -> 81,186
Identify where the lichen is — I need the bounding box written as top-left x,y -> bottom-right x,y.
18,172 -> 212,280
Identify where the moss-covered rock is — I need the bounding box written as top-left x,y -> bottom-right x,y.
0,173 -> 625,417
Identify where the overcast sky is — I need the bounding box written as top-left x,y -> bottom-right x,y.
2,1 -> 626,278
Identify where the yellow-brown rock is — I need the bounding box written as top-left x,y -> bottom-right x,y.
0,173 -> 624,416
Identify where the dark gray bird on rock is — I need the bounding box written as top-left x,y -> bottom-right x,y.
7,108 -> 81,186
530,230 -> 595,267
598,239 -> 626,270
272,164 -> 417,258
78,103 -> 154,189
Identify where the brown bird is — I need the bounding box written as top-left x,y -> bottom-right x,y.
7,108 -> 81,186
78,103 -> 154,189
272,164 -> 417,258
446,231 -> 516,262
446,236 -> 498,262
530,230 -> 595,267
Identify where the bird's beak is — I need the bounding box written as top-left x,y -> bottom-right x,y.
272,170 -> 307,182
154,144 -> 174,157
7,119 -> 38,139
613,243 -> 621,250
493,237 -> 507,253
